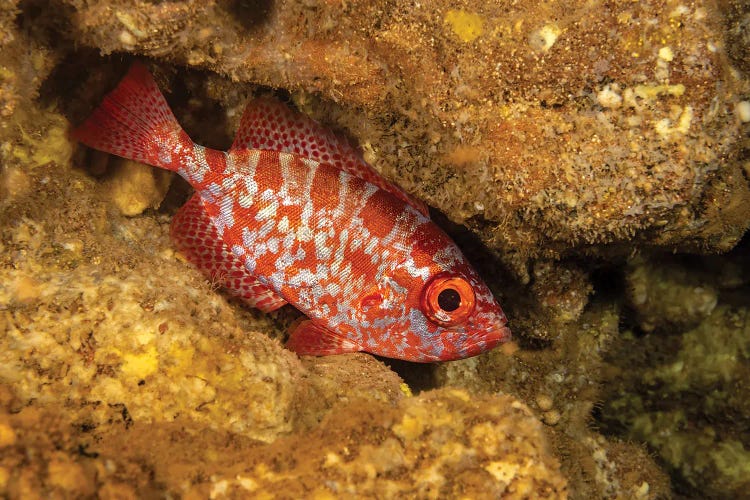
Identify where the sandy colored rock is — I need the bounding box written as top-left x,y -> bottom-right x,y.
46,454 -> 96,495
0,165 -> 300,442
181,388 -> 568,498
0,386 -> 565,498
106,158 -> 173,216
0,421 -> 16,448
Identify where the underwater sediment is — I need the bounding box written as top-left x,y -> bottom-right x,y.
1,0 -> 748,498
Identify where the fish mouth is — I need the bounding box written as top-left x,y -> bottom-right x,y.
459,325 -> 512,358
487,324 -> 512,346
415,324 -> 512,362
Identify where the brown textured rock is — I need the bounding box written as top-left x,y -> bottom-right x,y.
625,255 -> 719,332
601,246 -> 750,499
0,165 -> 409,444
105,158 -> 173,216
173,388 -> 567,498
436,302 -> 673,499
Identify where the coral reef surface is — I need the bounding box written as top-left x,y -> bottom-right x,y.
0,385 -> 567,498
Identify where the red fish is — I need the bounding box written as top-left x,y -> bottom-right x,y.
74,62 -> 511,362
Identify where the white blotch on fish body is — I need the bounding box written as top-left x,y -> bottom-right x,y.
187,145 -> 211,184
256,199 -> 279,221
234,150 -> 260,176
237,177 -> 258,208
214,195 -> 235,237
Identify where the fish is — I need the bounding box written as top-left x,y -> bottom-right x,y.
73,62 -> 511,362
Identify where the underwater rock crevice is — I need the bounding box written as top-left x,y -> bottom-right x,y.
2,0 -> 749,498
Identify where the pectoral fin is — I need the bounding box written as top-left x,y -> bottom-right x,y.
286,320 -> 362,356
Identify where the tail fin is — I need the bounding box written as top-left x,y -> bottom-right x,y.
73,62 -> 191,171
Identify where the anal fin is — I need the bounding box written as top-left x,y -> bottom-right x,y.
286,320 -> 362,356
171,194 -> 287,313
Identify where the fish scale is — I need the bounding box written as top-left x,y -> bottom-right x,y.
74,62 -> 511,362
170,194 -> 288,312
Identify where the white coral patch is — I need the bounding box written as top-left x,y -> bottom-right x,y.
529,24 -> 561,52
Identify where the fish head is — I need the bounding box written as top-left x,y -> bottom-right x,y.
415,267 -> 511,361
360,224 -> 511,362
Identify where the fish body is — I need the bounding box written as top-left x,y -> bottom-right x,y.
74,63 -> 511,362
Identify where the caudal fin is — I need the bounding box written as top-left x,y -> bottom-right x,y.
73,62 -> 191,171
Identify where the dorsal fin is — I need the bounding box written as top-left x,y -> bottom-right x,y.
230,97 -> 429,216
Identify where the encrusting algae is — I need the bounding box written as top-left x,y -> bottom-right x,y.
1,0 -> 749,498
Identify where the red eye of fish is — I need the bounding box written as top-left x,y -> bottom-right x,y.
421,273 -> 476,326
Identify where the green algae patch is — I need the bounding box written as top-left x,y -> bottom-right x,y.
644,305 -> 749,391
602,250 -> 750,498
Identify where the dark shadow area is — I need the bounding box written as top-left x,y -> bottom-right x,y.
588,260 -> 626,302
16,0 -> 77,46
429,209 -> 512,291
724,0 -> 750,76
225,0 -> 275,31
376,357 -> 438,394
39,53 -> 132,123
593,229 -> 750,499
589,259 -> 647,338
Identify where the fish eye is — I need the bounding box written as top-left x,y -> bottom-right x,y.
421,273 -> 476,326
437,288 -> 461,312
